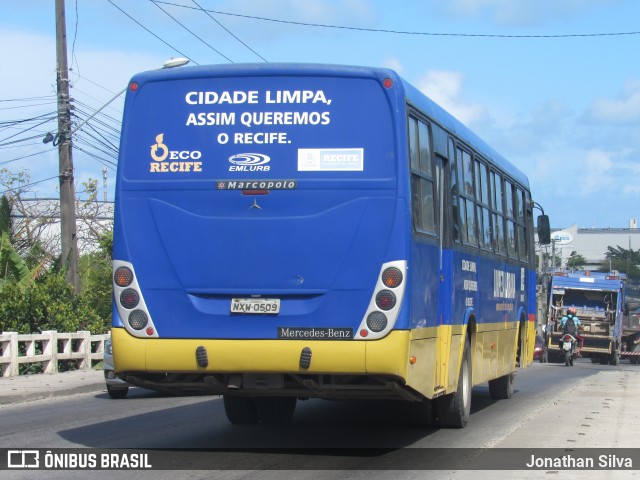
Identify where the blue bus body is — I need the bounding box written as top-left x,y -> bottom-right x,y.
112,64 -> 540,426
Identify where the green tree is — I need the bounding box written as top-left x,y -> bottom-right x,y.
567,251 -> 587,270
79,231 -> 113,326
601,245 -> 640,281
0,270 -> 104,334
0,195 -> 33,289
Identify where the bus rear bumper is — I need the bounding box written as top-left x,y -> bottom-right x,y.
110,328 -> 420,400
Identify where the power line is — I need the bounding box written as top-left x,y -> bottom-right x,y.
0,175 -> 59,196
0,96 -> 56,103
74,145 -> 117,170
0,101 -> 57,112
150,0 -> 234,62
0,115 -> 58,144
190,0 -> 267,62
0,149 -> 51,166
106,0 -> 198,64
0,133 -> 48,148
153,1 -> 640,39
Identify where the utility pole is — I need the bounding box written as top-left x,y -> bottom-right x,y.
103,167 -> 108,202
55,0 -> 80,292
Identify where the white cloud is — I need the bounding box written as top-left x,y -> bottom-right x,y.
434,0 -> 621,26
415,70 -> 487,125
585,78 -> 640,125
580,149 -> 613,194
381,57 -> 403,74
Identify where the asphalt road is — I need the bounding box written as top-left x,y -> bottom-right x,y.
1,359 -> 639,480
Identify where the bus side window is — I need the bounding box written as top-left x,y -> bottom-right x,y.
491,171 -> 506,255
450,145 -> 461,243
505,180 -> 517,258
475,160 -> 492,250
455,146 -> 477,247
409,116 -> 436,236
516,187 -> 527,259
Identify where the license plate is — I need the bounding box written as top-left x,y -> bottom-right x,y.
563,343 -> 572,351
231,298 -> 280,314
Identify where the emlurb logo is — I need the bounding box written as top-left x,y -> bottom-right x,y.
228,153 -> 271,172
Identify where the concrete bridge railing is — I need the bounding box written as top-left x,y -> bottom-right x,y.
0,330 -> 108,377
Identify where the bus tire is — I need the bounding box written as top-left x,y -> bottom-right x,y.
489,372 -> 514,400
435,336 -> 472,428
407,399 -> 435,428
107,385 -> 128,399
223,395 -> 259,425
609,350 -> 620,366
255,397 -> 297,424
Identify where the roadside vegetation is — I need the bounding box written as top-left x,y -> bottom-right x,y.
0,169 -> 111,335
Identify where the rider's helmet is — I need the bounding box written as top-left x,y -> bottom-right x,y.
567,306 -> 577,316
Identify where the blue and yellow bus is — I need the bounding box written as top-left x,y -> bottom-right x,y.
112,63 -> 550,428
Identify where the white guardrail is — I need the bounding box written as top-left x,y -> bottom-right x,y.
0,331 -> 109,377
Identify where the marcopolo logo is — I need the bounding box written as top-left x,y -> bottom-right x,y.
149,133 -> 203,173
228,153 -> 271,172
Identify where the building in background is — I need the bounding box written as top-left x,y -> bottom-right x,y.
539,219 -> 640,270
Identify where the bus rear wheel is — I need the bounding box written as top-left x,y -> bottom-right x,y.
407,399 -> 435,427
255,397 -> 297,424
489,372 -> 514,399
435,336 -> 472,428
223,395 -> 259,425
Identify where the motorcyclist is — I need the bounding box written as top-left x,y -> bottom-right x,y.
560,306 -> 584,355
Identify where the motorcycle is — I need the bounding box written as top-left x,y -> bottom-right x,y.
560,334 -> 579,366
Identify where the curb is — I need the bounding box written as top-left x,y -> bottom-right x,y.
0,371 -> 106,405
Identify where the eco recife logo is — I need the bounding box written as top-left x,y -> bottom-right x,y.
149,133 -> 203,173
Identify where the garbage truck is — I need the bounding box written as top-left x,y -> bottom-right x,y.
544,270 -> 625,365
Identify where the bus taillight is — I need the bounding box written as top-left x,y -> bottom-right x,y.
120,288 -> 139,309
382,267 -> 403,288
376,290 -> 396,310
112,260 -> 158,338
114,267 -> 133,287
128,310 -> 148,330
356,260 -> 407,340
366,312 -> 388,332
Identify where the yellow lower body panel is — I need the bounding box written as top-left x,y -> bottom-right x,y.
111,321 -> 521,400
111,327 -> 410,378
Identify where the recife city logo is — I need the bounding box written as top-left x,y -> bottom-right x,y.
149,133 -> 203,173
228,153 -> 271,172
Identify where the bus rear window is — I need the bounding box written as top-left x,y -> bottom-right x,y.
119,75 -> 396,186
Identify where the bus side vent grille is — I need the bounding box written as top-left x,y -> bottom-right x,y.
299,347 -> 312,369
195,346 -> 208,368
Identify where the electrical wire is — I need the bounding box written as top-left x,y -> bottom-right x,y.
0,150 -> 51,166
0,175 -> 59,196
0,115 -> 58,144
150,0 -> 234,62
190,0 -> 266,61
105,0 -> 198,64
153,1 -> 640,39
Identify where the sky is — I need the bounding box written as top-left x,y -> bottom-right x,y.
1,0 -> 639,229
